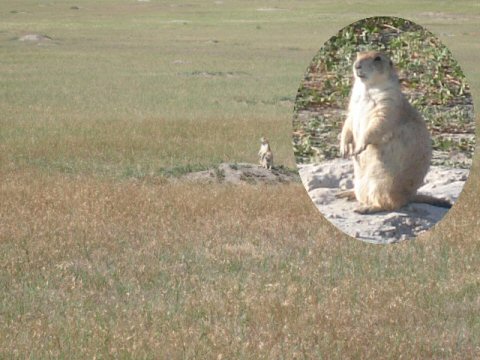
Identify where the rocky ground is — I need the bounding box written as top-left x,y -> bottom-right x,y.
299,159 -> 469,244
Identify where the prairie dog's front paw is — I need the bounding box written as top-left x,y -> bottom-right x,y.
340,142 -> 353,158
353,140 -> 368,156
340,133 -> 354,158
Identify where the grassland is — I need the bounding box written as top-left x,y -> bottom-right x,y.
1,1 -> 480,358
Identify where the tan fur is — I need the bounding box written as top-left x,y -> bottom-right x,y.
258,137 -> 273,170
339,51 -> 451,213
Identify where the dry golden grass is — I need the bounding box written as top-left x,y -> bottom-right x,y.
1,166 -> 480,358
1,0 -> 480,358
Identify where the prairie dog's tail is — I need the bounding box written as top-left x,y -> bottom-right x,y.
412,194 -> 452,208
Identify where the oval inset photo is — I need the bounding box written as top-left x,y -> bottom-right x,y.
293,17 -> 475,243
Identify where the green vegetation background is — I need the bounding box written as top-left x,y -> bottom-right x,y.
293,17 -> 474,166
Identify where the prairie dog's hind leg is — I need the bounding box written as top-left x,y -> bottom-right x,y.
336,189 -> 356,201
354,204 -> 386,214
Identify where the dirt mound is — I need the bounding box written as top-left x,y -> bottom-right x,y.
180,163 -> 299,185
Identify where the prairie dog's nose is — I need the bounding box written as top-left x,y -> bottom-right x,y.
354,62 -> 362,69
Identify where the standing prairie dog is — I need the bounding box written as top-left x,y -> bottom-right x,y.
258,137 -> 274,170
339,51 -> 451,214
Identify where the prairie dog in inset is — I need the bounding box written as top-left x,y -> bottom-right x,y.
339,51 -> 451,214
258,137 -> 273,170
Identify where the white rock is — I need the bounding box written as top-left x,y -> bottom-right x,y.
299,159 -> 469,244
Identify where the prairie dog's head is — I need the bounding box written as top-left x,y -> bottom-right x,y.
260,137 -> 269,145
353,51 -> 398,86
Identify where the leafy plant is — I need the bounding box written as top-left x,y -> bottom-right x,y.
293,16 -> 474,166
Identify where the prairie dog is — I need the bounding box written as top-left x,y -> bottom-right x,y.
258,137 -> 274,170
339,51 -> 451,213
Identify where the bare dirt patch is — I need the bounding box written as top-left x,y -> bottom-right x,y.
18,34 -> 52,42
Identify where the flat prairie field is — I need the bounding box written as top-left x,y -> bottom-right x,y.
1,1 -> 480,358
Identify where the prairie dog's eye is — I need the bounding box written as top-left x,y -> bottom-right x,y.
374,56 -> 382,62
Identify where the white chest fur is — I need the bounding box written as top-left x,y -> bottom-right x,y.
259,143 -> 270,154
348,81 -> 400,141
349,81 -> 374,140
